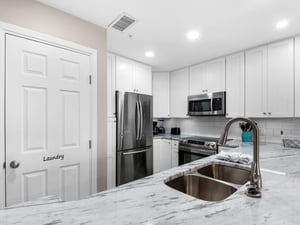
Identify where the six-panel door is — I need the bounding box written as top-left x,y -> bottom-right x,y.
5,34 -> 91,206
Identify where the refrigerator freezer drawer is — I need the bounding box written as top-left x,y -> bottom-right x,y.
117,147 -> 153,186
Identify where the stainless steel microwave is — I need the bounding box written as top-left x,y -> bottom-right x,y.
187,91 -> 226,116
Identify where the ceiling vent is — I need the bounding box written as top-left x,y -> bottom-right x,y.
109,13 -> 136,32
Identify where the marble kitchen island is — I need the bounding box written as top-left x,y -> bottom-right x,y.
1,143 -> 300,225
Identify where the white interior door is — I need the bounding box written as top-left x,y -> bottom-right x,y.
5,34 -> 91,206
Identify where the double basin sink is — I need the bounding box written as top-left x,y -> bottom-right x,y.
165,162 -> 251,201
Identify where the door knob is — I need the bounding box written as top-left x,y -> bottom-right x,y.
10,160 -> 20,169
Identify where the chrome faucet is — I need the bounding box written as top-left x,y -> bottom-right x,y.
218,117 -> 262,198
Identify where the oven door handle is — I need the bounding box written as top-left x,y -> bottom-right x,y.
179,146 -> 215,156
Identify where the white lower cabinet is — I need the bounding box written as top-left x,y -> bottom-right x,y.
153,139 -> 179,173
107,117 -> 116,189
171,140 -> 179,167
153,139 -> 171,173
159,139 -> 172,171
153,139 -> 161,173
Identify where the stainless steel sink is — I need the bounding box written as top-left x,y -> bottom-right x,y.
197,163 -> 251,185
165,174 -> 237,201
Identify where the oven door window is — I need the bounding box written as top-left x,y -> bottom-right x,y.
189,99 -> 211,112
179,150 -> 208,165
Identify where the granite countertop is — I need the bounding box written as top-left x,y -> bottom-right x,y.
1,143 -> 300,225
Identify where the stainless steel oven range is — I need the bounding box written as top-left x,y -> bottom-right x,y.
178,136 -> 219,165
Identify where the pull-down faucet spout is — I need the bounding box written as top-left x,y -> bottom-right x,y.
218,117 -> 262,198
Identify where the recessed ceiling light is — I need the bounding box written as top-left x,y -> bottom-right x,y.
187,31 -> 200,40
276,20 -> 289,29
145,51 -> 155,58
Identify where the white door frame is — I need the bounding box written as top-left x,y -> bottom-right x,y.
0,22 -> 98,208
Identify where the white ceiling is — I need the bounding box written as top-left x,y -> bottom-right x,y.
37,0 -> 300,71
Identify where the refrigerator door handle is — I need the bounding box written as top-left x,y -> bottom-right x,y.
122,148 -> 152,155
139,100 -> 143,140
136,101 -> 140,140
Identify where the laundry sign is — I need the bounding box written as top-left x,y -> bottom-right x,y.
43,154 -> 64,162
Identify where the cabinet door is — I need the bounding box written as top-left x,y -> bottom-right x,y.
107,117 -> 116,189
159,139 -> 172,171
116,56 -> 134,92
245,46 -> 267,117
153,72 -> 170,118
171,140 -> 179,168
107,53 -> 116,117
189,63 -> 206,95
267,39 -> 294,117
135,63 -> 152,95
226,52 -> 245,117
170,68 -> 189,117
296,36 -> 300,117
205,57 -> 226,93
153,139 -> 161,173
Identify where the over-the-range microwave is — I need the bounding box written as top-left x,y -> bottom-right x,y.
187,91 -> 226,116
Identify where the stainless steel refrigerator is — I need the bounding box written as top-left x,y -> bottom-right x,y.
116,91 -> 153,186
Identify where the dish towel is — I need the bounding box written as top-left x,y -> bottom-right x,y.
216,151 -> 253,165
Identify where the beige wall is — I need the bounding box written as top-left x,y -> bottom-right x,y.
0,0 -> 107,191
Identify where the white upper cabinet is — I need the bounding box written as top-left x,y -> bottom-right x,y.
245,39 -> 294,118
189,57 -> 225,95
226,52 -> 245,117
205,58 -> 226,93
116,56 -> 134,92
116,56 -> 152,95
245,46 -> 267,117
170,68 -> 189,117
135,63 -> 152,95
295,36 -> 300,117
153,72 -> 170,118
267,39 -> 294,117
189,63 -> 205,95
107,53 -> 116,117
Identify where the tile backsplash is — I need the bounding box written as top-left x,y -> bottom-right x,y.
161,117 -> 300,143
